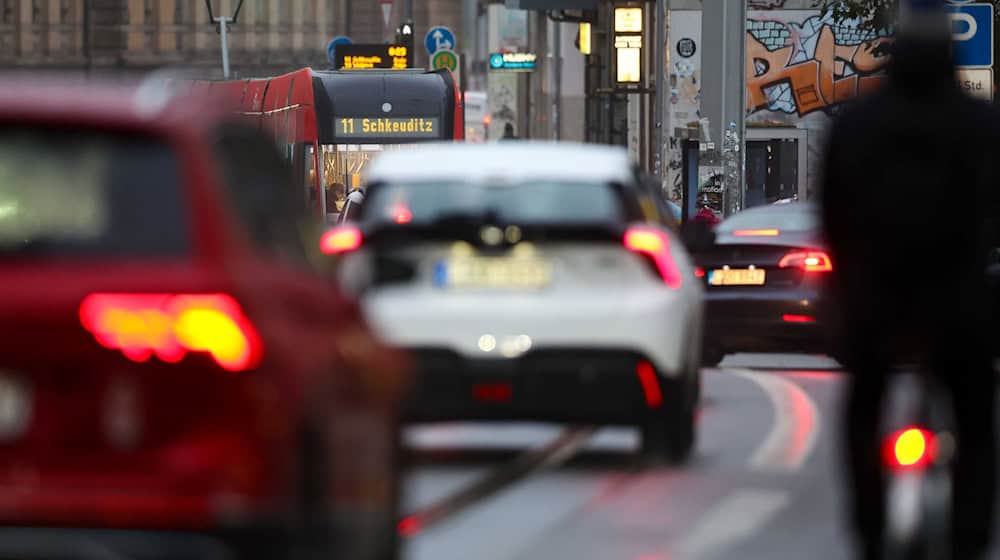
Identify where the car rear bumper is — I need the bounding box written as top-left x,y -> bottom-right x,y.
704,292 -> 831,353
402,348 -> 681,424
363,286 -> 700,377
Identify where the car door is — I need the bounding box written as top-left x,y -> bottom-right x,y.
209,123 -> 405,553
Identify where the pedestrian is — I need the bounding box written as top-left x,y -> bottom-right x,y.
691,205 -> 719,227
500,122 -> 518,141
339,184 -> 365,223
325,183 -> 343,222
820,0 -> 999,557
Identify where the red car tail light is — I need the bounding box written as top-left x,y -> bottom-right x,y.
320,226 -> 363,255
782,314 -> 817,324
884,427 -> 935,471
635,361 -> 663,409
778,250 -> 833,272
392,202 -> 413,224
79,293 -> 262,372
733,228 -> 780,237
624,226 -> 683,289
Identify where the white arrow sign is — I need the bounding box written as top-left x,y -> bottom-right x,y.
432,30 -> 453,51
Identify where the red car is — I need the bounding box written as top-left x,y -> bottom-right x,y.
0,81 -> 407,559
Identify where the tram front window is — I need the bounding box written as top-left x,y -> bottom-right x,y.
321,144 -> 414,219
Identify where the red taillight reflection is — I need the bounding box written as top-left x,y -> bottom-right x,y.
884,427 -> 935,470
694,267 -> 706,278
398,515 -> 423,537
320,226 -> 363,255
778,250 -> 833,272
472,383 -> 513,403
733,228 -> 780,237
635,361 -> 663,409
79,294 -> 262,372
782,314 -> 817,324
624,226 -> 683,289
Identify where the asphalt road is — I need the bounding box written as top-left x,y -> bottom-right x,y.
398,354 -> 852,560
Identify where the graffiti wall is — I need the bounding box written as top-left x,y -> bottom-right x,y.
747,9 -> 892,119
663,6 -> 895,205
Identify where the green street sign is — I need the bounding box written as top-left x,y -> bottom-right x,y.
431,49 -> 459,72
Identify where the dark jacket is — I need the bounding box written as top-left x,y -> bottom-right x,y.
821,38 -> 1000,343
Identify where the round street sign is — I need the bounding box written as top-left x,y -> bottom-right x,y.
431,49 -> 459,72
327,36 -> 352,66
425,26 -> 456,55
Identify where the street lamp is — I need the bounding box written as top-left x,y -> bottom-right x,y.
205,0 -> 245,79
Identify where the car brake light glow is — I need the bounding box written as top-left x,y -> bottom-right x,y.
778,250 -> 833,272
884,427 -> 935,470
782,314 -> 817,324
624,226 -> 683,289
392,203 -> 413,224
733,229 -> 780,237
320,226 -> 363,255
635,361 -> 663,409
79,293 -> 262,372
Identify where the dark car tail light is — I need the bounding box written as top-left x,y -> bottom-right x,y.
778,250 -> 833,272
79,293 -> 262,372
624,226 -> 682,289
884,427 -> 935,471
320,225 -> 363,255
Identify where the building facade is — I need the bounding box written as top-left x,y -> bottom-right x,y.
0,0 -> 463,77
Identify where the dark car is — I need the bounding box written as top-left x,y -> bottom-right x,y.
691,203 -> 835,365
0,81 -> 406,560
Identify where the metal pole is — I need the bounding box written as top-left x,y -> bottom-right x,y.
553,20 -> 561,140
346,0 -> 353,37
653,0 -> 665,184
218,16 -> 231,78
83,0 -> 92,75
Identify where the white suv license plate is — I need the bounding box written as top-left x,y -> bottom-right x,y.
436,257 -> 552,290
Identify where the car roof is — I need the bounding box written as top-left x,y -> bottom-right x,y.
365,142 -> 636,185
719,202 -> 817,221
0,76 -> 226,131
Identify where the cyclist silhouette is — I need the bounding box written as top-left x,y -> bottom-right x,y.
821,0 -> 999,557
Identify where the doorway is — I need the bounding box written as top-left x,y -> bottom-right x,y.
745,128 -> 808,208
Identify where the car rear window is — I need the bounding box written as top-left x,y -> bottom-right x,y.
364,181 -> 626,225
0,127 -> 187,257
717,206 -> 818,233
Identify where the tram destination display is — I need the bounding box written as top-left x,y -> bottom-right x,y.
335,117 -> 440,139
334,44 -> 410,70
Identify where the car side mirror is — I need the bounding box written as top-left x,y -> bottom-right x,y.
680,221 -> 716,254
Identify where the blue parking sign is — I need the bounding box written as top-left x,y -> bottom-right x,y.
947,3 -> 993,67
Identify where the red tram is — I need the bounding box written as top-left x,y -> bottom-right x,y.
186,67 -> 463,220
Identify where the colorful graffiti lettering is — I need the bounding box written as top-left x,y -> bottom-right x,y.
747,10 -> 892,117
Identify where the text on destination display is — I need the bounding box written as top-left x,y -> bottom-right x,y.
335,117 -> 440,138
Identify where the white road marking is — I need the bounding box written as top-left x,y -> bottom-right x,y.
674,489 -> 790,559
728,368 -> 822,472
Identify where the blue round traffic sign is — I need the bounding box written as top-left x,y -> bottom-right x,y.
327,36 -> 353,66
424,26 -> 456,55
